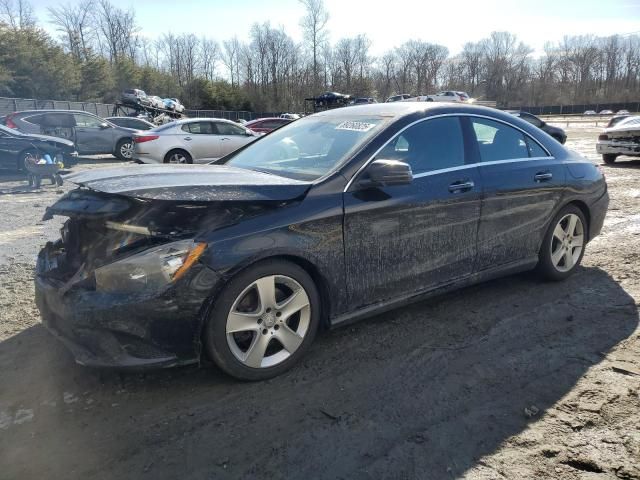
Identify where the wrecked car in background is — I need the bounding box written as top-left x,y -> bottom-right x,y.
35,103 -> 608,381
596,116 -> 640,164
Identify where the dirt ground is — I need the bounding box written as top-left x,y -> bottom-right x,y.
0,126 -> 638,480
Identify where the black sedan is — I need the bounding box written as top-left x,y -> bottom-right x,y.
506,110 -> 567,144
0,124 -> 78,171
35,103 -> 608,380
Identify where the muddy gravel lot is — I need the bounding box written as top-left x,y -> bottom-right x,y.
0,126 -> 639,480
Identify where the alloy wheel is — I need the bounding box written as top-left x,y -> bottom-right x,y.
550,213 -> 584,273
168,153 -> 187,164
226,275 -> 311,369
120,142 -> 133,159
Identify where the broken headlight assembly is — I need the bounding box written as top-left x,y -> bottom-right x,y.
94,239 -> 207,293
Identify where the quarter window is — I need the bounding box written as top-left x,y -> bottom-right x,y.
375,117 -> 465,175
525,137 -> 548,157
470,118 -> 530,162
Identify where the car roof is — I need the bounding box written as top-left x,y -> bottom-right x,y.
245,117 -> 285,124
311,101 -> 500,119
175,117 -> 239,125
11,109 -> 98,116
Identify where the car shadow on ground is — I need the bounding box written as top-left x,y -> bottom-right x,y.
0,266 -> 637,479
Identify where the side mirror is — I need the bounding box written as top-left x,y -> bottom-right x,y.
99,122 -> 110,129
359,159 -> 413,188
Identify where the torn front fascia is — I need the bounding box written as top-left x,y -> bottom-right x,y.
606,129 -> 640,150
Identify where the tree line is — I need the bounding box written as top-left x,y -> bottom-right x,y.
0,0 -> 638,112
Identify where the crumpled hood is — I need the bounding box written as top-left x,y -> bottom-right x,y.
65,164 -> 312,201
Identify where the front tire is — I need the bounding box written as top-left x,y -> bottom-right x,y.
603,154 -> 617,165
204,259 -> 321,381
115,138 -> 133,160
537,205 -> 587,281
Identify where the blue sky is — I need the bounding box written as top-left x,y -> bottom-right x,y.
29,0 -> 640,56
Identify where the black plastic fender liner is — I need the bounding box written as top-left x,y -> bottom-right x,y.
42,189 -> 134,221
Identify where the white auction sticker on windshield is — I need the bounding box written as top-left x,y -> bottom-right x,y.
335,121 -> 376,132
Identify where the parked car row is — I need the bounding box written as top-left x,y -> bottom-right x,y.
584,109 -> 629,116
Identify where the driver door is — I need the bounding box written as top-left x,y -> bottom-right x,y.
343,116 -> 482,308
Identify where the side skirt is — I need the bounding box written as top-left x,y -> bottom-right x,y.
329,257 -> 539,328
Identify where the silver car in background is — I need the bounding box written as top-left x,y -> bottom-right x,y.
133,118 -> 259,164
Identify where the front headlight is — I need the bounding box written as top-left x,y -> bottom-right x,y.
95,240 -> 206,293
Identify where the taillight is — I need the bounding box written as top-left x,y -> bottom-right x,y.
133,135 -> 159,143
598,134 -> 608,141
5,114 -> 17,129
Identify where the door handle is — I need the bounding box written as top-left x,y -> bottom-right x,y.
534,172 -> 553,182
448,180 -> 475,193
184,136 -> 192,141
221,137 -> 230,141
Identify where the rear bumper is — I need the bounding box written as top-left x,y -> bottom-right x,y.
35,244 -> 217,370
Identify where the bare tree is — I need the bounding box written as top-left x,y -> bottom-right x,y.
299,0 -> 329,94
222,37 -> 241,87
48,0 -> 95,61
199,37 -> 219,81
94,0 -> 139,63
0,0 -> 36,29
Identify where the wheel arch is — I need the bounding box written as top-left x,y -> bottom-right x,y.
197,253 -> 332,355
163,147 -> 192,163
565,199 -> 591,241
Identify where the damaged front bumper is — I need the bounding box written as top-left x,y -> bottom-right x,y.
35,242 -> 219,369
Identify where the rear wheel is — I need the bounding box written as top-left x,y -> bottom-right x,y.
115,138 -> 133,160
603,154 -> 617,165
204,259 -> 320,381
163,149 -> 192,164
537,205 -> 587,281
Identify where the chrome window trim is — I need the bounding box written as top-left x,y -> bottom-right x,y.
343,113 -> 554,192
411,156 -> 554,179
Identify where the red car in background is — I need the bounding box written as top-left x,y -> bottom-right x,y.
245,117 -> 292,134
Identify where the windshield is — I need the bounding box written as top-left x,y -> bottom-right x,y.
225,115 -> 389,181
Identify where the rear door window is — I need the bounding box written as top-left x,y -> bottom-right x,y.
470,118 -> 530,162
